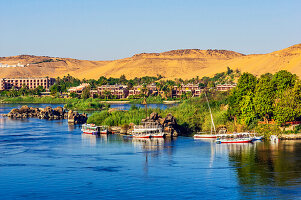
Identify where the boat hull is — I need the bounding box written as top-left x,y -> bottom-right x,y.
194,135 -> 217,139
218,139 -> 253,144
152,135 -> 165,138
82,130 -> 98,135
133,136 -> 151,138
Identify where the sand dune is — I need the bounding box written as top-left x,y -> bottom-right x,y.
1,44 -> 300,79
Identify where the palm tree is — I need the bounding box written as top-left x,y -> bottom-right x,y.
156,82 -> 163,97
104,90 -> 111,100
141,84 -> 148,97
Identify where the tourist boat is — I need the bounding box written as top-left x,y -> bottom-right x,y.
216,132 -> 253,144
81,124 -> 100,135
132,122 -> 165,138
194,92 -> 218,139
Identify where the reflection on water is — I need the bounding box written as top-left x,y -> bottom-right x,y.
227,140 -> 301,199
1,104 -> 301,199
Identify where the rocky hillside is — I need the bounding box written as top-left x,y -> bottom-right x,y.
0,44 -> 301,79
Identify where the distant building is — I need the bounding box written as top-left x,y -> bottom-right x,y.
0,77 -> 55,91
90,90 -> 98,97
128,83 -> 158,97
216,84 -> 237,91
68,83 -> 90,94
97,84 -> 128,99
0,63 -> 27,68
128,86 -> 142,96
172,83 -> 202,98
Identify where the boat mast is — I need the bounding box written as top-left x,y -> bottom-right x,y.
142,97 -> 148,119
205,92 -> 216,134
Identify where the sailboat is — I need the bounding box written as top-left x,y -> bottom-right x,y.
194,92 -> 218,139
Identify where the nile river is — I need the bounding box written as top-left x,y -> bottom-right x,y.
1,104 -> 301,199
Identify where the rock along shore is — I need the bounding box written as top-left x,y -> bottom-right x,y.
141,112 -> 180,137
1,105 -> 87,124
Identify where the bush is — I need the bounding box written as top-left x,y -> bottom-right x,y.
64,98 -> 108,111
254,124 -> 281,139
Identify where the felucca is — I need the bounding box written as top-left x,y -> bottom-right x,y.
194,92 -> 218,139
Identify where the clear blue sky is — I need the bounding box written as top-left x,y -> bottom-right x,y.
0,0 -> 300,60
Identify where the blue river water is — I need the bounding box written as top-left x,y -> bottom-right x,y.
1,104 -> 301,199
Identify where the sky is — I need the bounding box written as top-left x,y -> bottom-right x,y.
0,0 -> 300,60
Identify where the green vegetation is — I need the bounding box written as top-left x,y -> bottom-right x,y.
64,98 -> 109,111
32,59 -> 55,64
129,96 -> 164,104
228,70 -> 301,134
50,75 -> 81,93
0,96 -> 108,111
0,85 -> 45,97
87,106 -> 155,126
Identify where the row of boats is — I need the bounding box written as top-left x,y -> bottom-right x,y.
81,122 -> 165,138
82,123 -> 264,143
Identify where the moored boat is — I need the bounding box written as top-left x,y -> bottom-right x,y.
132,122 -> 165,138
270,135 -> 279,143
194,134 -> 217,139
194,92 -> 218,139
99,126 -> 109,134
252,136 -> 263,141
216,133 -> 253,144
81,124 -> 100,135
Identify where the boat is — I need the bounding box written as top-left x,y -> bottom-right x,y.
99,126 -> 109,134
252,136 -> 263,141
194,134 -> 217,139
216,132 -> 253,144
132,122 -> 165,138
194,92 -> 218,139
81,124 -> 100,135
270,135 -> 279,143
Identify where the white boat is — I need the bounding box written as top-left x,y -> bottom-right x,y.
81,124 -> 100,135
99,126 -> 109,134
132,122 -> 165,138
270,135 -> 279,143
216,132 -> 253,144
81,124 -> 109,135
194,92 -> 218,139
194,134 -> 217,139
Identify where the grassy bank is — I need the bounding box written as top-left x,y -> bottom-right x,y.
64,98 -> 109,111
128,96 -> 164,104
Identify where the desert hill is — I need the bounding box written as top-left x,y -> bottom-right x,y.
0,44 -> 301,80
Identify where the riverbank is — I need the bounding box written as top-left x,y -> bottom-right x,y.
280,133 -> 301,140
100,101 -> 130,104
